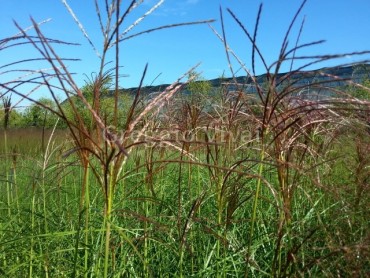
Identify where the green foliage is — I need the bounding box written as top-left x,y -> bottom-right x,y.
62,92 -> 133,130
61,76 -> 133,129
350,78 -> 370,100
21,98 -> 60,128
187,71 -> 213,96
0,107 -> 23,128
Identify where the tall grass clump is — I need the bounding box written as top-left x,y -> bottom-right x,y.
2,1 -> 214,277
1,95 -> 12,216
0,0 -> 369,277
208,1 -> 370,276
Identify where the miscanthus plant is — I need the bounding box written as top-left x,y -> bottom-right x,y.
208,1 -> 370,276
0,0 -> 369,277
1,1 -> 213,277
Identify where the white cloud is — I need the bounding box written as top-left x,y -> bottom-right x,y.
186,0 -> 200,4
143,0 -> 200,17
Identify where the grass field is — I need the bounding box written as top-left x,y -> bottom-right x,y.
1,95 -> 369,277
1,1 -> 370,277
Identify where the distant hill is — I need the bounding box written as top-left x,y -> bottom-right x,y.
110,64 -> 370,98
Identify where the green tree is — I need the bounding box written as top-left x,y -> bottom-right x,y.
350,79 -> 370,100
0,104 -> 24,128
187,71 -> 212,99
22,98 -> 59,128
173,72 -> 213,132
61,74 -> 133,130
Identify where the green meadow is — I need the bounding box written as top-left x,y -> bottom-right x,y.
1,90 -> 369,277
1,1 -> 370,277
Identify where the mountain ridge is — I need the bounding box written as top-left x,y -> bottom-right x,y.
110,64 -> 370,97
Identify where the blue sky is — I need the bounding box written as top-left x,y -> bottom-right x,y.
2,0 -> 370,105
